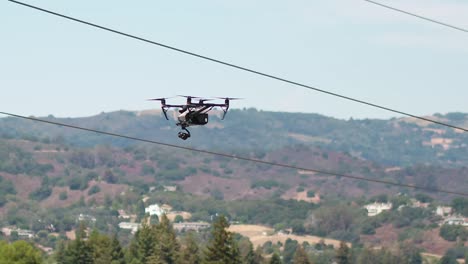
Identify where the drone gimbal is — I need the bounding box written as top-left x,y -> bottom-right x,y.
177,126 -> 191,140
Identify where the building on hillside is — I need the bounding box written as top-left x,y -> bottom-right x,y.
435,206 -> 452,217
78,214 -> 96,223
410,199 -> 430,208
163,185 -> 177,192
1,226 -> 35,238
364,202 -> 392,217
118,222 -> 141,234
443,217 -> 468,227
118,210 -> 132,219
145,204 -> 166,217
173,222 -> 210,232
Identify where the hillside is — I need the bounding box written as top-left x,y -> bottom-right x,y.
0,109 -> 467,259
1,109 -> 467,167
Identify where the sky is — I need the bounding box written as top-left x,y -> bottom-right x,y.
1,0 -> 468,120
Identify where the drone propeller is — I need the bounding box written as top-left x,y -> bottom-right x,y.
178,95 -> 201,99
215,97 -> 243,100
147,96 -> 175,101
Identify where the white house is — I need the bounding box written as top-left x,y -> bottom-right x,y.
364,202 -> 392,217
78,214 -> 96,223
173,222 -> 210,232
443,217 -> 468,227
1,226 -> 35,238
118,222 -> 141,234
436,206 -> 452,217
145,204 -> 165,217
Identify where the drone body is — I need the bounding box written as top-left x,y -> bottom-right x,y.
149,96 -> 240,140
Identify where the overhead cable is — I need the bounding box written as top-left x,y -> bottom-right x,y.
8,0 -> 468,133
1,111 -> 467,197
363,0 -> 468,34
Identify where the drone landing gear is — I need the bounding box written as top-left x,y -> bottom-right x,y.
177,127 -> 191,140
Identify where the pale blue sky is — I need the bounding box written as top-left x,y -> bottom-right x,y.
1,0 -> 467,119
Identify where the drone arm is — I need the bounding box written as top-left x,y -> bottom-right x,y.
161,107 -> 169,120
221,105 -> 229,120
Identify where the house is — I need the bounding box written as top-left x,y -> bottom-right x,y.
443,217 -> 468,227
173,222 -> 210,232
436,206 -> 452,217
118,210 -> 131,219
163,185 -> 177,192
118,222 -> 141,234
1,226 -> 35,238
364,202 -> 392,217
78,214 -> 96,223
410,199 -> 429,208
145,204 -> 166,217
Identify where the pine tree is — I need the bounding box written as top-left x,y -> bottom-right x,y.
88,229 -> 112,264
55,240 -> 67,264
110,234 -> 126,264
204,215 -> 242,264
439,250 -> 458,264
270,253 -> 282,264
242,241 -> 256,264
357,247 -> 378,264
253,246 -> 265,264
130,218 -> 156,263
282,238 -> 298,264
293,245 -> 310,264
335,241 -> 351,264
399,242 -> 422,264
62,224 -> 94,264
180,232 -> 201,264
152,214 -> 180,264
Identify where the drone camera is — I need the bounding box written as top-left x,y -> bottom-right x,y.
178,131 -> 190,140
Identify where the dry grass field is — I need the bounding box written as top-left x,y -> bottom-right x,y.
228,224 -> 348,248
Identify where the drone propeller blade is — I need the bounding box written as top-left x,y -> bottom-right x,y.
178,95 -> 201,99
215,97 -> 243,100
147,96 -> 176,101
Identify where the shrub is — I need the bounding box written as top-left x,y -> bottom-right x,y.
88,185 -> 101,195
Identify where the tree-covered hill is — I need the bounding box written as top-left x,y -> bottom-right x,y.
0,109 -> 467,167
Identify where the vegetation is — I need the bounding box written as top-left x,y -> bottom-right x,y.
0,110 -> 467,263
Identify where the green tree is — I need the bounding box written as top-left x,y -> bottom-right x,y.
180,232 -> 201,264
356,247 -> 378,264
439,249 -> 457,264
57,223 -> 94,264
152,214 -> 180,264
399,242 -> 422,264
269,253 -> 282,264
282,238 -> 298,264
88,229 -> 112,264
204,215 -> 242,264
293,245 -> 310,264
110,234 -> 126,264
253,246 -> 264,264
129,219 -> 156,263
335,241 -> 351,264
174,215 -> 184,223
0,240 -> 43,264
239,238 -> 256,264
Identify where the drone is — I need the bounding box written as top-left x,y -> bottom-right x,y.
149,95 -> 241,140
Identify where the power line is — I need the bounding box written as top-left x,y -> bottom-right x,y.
1,111 -> 467,197
363,0 -> 468,34
8,0 -> 468,133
